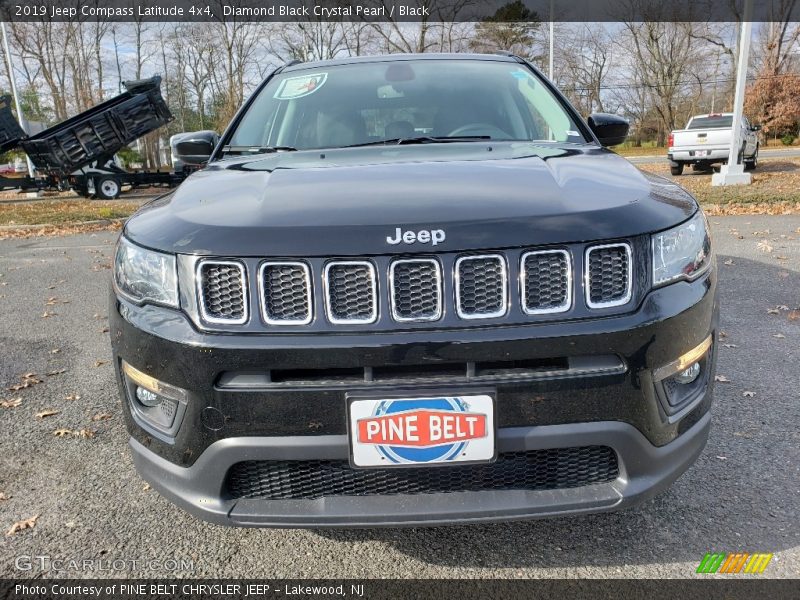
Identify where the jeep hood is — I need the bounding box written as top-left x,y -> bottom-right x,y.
125,143 -> 696,256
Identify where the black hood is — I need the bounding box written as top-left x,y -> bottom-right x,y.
125,143 -> 696,256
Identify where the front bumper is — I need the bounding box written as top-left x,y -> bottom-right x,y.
130,414 -> 710,527
111,270 -> 718,527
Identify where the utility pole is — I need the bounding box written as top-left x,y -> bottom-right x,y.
712,0 -> 753,186
1,21 -> 34,178
548,0 -> 554,80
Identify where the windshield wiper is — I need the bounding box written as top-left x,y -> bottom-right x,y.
343,136 -> 491,148
222,145 -> 297,155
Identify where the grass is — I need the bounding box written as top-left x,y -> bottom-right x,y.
614,145 -> 667,157
638,158 -> 800,215
0,200 -> 139,226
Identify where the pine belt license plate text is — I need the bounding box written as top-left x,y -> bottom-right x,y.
348,395 -> 495,468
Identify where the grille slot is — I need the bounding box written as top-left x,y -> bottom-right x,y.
324,261 -> 378,324
521,250 -> 571,314
389,259 -> 442,322
259,261 -> 312,325
225,446 -> 619,500
455,254 -> 507,319
197,260 -> 248,324
585,243 -> 632,308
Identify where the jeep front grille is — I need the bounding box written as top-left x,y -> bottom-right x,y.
521,250 -> 572,314
585,243 -> 632,308
389,259 -> 442,322
323,261 -> 378,324
455,254 -> 507,319
197,260 -> 248,324
193,241 -> 636,329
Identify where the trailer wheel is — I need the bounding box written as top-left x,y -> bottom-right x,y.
96,176 -> 121,199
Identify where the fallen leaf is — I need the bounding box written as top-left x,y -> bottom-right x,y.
50,348 -> 61,354
45,297 -> 70,306
6,515 -> 38,536
775,256 -> 789,261
99,327 -> 109,334
64,394 -> 81,401
41,311 -> 56,318
757,240 -> 773,253
93,360 -> 108,367
35,409 -> 60,419
0,492 -> 9,501
7,373 -> 42,391
91,413 -> 112,422
53,428 -> 73,437
0,397 -> 23,408
773,333 -> 786,338
719,331 -> 728,338
723,259 -> 735,265
142,483 -> 151,492
716,456 -> 727,460
53,428 -> 95,439
722,343 -> 737,348
767,308 -> 780,315
714,375 -> 731,383
743,391 -> 756,397
789,310 -> 800,321
777,305 -> 790,311
46,369 -> 66,376
75,429 -> 95,438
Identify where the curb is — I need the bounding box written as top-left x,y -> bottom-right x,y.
0,217 -> 127,232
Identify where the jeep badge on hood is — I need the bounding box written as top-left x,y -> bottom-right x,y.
386,227 -> 446,246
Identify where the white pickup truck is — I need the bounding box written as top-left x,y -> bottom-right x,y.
667,113 -> 760,175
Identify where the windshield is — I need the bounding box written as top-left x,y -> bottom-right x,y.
225,59 -> 588,151
687,115 -> 733,129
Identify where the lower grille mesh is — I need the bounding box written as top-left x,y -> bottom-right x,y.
225,446 -> 618,500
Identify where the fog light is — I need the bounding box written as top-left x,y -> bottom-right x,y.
674,362 -> 700,384
121,360 -> 188,435
135,386 -> 160,407
652,335 -> 713,382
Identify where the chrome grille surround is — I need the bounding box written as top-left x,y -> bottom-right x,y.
520,249 -> 572,315
389,258 -> 443,322
196,259 -> 249,325
323,260 -> 378,325
584,242 -> 633,309
454,254 -> 508,320
258,261 -> 313,325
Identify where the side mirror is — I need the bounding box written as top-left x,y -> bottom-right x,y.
587,113 -> 630,147
751,124 -> 762,131
173,135 -> 216,166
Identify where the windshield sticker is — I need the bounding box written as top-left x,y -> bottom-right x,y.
566,130 -> 581,137
510,69 -> 529,80
273,73 -> 327,100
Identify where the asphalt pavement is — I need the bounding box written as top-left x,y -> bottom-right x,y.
0,217 -> 798,579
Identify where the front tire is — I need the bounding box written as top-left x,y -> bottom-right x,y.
670,163 -> 684,176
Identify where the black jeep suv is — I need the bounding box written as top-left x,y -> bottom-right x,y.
111,53 -> 718,527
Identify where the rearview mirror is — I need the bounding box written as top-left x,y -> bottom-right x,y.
587,113 -> 630,147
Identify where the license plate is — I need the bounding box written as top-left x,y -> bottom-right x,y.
695,150 -> 708,157
348,394 -> 495,468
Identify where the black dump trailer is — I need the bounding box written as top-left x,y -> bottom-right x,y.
0,77 -> 188,198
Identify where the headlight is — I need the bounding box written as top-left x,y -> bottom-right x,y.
652,211 -> 713,286
113,236 -> 178,307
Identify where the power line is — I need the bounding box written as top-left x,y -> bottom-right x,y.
560,72 -> 800,93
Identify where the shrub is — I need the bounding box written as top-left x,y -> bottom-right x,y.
780,134 -> 796,146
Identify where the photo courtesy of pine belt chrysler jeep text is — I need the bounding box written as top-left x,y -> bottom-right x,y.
110,53 -> 718,527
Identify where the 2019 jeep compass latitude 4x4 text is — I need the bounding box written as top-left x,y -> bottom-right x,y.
111,54 -> 718,527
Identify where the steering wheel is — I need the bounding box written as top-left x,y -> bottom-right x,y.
447,123 -> 511,139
